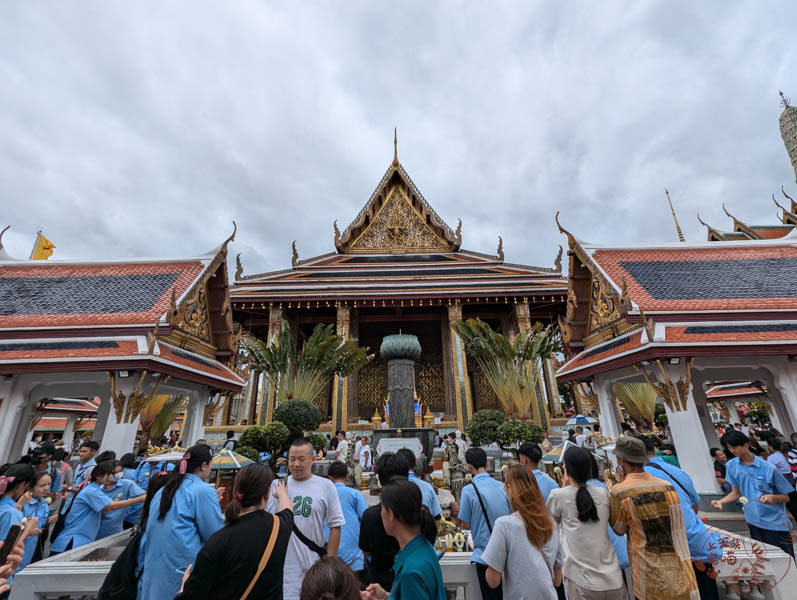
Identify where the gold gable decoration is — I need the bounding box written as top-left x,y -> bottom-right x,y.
351,186 -> 449,252
334,136 -> 461,254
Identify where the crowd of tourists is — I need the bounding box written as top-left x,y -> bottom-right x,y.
1,421 -> 796,600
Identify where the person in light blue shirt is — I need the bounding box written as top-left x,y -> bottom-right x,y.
140,444 -> 225,600
119,453 -> 138,482
0,464 -> 37,591
19,472 -> 52,573
397,448 -> 442,518
96,462 -> 146,539
50,461 -> 143,554
713,430 -> 794,558
324,461 -> 370,571
517,442 -> 559,501
71,441 -> 98,488
457,447 -> 511,600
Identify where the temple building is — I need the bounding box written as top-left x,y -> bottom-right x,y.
555,96 -> 797,495
229,137 -> 568,432
0,228 -> 245,462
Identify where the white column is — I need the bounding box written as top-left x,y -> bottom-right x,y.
181,388 -> 208,447
62,414 -> 77,448
662,373 -> 719,494
92,395 -> 139,457
767,360 -> 797,429
23,427 -> 36,450
690,380 -> 720,449
593,375 -> 622,438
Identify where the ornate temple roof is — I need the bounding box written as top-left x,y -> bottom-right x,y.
0,226 -> 245,390
705,381 -> 767,400
554,228 -> 797,381
697,194 -> 797,242
233,138 -> 567,304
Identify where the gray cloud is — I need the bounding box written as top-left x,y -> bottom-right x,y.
1,2 -> 795,272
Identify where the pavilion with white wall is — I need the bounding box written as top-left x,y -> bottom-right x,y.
554,218 -> 797,495
0,226 -> 245,463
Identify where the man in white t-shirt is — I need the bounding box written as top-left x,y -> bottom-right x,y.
575,426 -> 587,447
335,430 -> 349,463
267,438 -> 345,600
353,435 -> 362,462
354,436 -> 372,488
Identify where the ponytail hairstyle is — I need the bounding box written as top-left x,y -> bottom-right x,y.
225,463 -> 274,525
504,464 -> 554,548
139,469 -> 171,531
299,555 -> 360,600
158,444 -> 213,520
90,460 -> 115,482
380,479 -> 437,544
0,463 -> 36,498
562,447 -> 599,523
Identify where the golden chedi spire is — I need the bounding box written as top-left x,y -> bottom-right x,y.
780,90 -> 797,184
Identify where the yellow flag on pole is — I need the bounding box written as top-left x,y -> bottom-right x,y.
30,231 -> 56,260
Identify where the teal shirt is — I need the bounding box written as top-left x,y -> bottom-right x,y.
390,535 -> 445,600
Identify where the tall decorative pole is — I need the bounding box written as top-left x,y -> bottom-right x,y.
331,304 -> 352,431
260,306 -> 283,424
513,300 -> 546,429
446,302 -> 474,430
665,189 -> 686,243
380,334 -> 422,429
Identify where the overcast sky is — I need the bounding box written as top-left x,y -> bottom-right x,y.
1,2 -> 796,274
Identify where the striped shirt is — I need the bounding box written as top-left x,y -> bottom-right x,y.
609,472 -> 698,600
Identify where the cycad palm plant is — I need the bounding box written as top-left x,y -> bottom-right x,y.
242,320 -> 370,406
613,383 -> 657,430
453,319 -> 560,418
139,394 -> 188,449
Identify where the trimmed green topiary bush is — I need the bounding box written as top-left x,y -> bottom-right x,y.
308,433 -> 327,452
239,422 -> 290,454
236,445 -> 260,463
497,420 -> 544,446
273,399 -> 322,442
465,409 -> 508,446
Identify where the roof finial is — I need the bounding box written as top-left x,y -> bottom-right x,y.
392,126 -> 399,167
780,89 -> 791,108
664,188 -> 685,242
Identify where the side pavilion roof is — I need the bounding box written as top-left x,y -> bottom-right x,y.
554,219 -> 797,382
0,226 -> 245,391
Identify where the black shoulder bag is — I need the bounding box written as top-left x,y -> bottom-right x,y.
292,523 -> 327,556
470,479 -> 493,534
97,527 -> 143,600
49,485 -> 83,544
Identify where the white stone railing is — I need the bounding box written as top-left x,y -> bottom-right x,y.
10,527 -> 796,600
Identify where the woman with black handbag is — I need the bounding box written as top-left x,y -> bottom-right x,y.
175,463 -> 293,600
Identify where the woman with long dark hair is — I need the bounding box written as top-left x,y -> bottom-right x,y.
19,471 -> 52,571
482,464 -> 563,600
547,447 -> 627,599
175,463 -> 292,599
0,463 -> 38,591
139,445 -> 225,600
360,479 -> 444,600
50,461 -> 143,554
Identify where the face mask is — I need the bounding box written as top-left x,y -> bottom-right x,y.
112,473 -> 123,482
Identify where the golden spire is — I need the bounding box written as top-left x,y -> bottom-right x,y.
665,189 -> 685,243
392,126 -> 399,167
